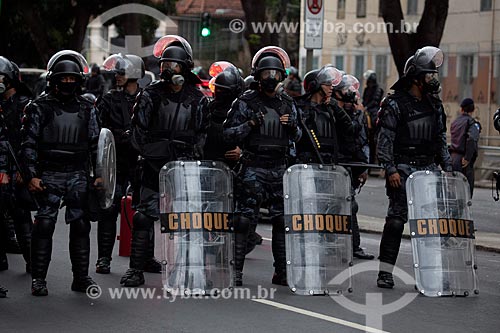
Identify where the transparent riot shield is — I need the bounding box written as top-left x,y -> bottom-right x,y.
159,161 -> 233,296
406,170 -> 478,297
283,164 -> 352,295
96,128 -> 116,209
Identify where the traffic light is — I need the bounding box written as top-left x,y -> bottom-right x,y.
201,12 -> 211,37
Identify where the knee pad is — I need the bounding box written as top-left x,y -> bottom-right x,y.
133,211 -> 155,231
271,216 -> 285,234
385,217 -> 405,236
33,219 -> 56,239
70,219 -> 91,237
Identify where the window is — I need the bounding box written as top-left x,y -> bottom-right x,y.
335,55 -> 345,70
337,0 -> 346,20
357,0 -> 367,18
481,0 -> 493,11
460,55 -> 474,99
354,55 -> 365,82
407,0 -> 418,15
375,55 -> 388,90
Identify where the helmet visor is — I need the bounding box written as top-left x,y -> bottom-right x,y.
209,61 -> 236,77
316,66 -> 343,87
251,46 -> 291,70
153,35 -> 193,59
47,50 -> 89,75
414,46 -> 444,69
103,54 -> 130,76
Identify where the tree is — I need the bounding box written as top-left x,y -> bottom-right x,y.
240,0 -> 300,65
0,0 -> 176,67
381,0 -> 449,77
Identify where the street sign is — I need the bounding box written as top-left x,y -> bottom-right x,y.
304,0 -> 324,49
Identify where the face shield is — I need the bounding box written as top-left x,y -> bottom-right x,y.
413,46 -> 444,71
47,50 -> 89,75
153,35 -> 193,68
103,54 -> 131,77
209,61 -> 236,78
316,66 -> 343,87
251,46 -> 291,72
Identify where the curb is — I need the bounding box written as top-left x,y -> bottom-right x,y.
358,214 -> 500,253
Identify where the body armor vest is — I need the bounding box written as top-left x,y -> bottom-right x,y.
204,101 -> 233,161
150,98 -> 195,143
1,94 -> 29,152
246,97 -> 290,158
394,95 -> 438,157
39,100 -> 89,161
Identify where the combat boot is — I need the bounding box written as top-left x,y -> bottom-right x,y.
377,271 -> 395,289
120,268 -> 145,287
72,276 -> 98,292
96,257 -> 111,274
144,257 -> 162,273
31,278 -> 48,296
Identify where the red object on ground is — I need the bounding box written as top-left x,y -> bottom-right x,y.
118,195 -> 135,257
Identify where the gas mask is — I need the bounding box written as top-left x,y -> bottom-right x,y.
56,80 -> 79,96
0,75 -> 7,94
160,61 -> 185,86
259,69 -> 283,93
421,72 -> 441,94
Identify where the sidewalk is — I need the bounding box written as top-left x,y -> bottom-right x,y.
358,214 -> 500,253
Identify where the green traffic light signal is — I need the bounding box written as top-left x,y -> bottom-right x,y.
201,27 -> 211,37
201,12 -> 211,37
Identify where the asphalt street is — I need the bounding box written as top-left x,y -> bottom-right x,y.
1,216 -> 500,333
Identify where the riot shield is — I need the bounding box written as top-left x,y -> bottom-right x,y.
96,128 -> 116,209
283,164 -> 352,295
159,161 -> 233,296
406,170 -> 478,297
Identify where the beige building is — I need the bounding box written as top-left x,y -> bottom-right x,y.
299,0 -> 500,140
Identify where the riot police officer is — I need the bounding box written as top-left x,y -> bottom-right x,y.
203,64 -> 243,163
362,70 -> 384,165
96,53 -> 162,274
121,35 -> 205,287
376,47 -> 452,288
0,56 -> 33,273
295,65 -> 351,165
333,74 -> 374,260
223,46 -> 302,286
21,50 -> 100,296
450,98 -> 481,197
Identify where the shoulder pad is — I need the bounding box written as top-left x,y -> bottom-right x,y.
145,80 -> 165,92
473,120 -> 482,132
76,95 -> 94,107
280,91 -> 293,103
239,89 -> 259,101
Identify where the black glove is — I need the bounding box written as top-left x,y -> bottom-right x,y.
249,111 -> 264,127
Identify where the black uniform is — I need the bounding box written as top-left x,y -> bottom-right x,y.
223,89 -> 301,285
21,92 -> 100,289
0,92 -> 33,272
122,81 -> 205,286
337,102 -> 373,259
95,88 -> 139,272
362,81 -> 384,164
377,91 -> 451,281
450,113 -> 481,196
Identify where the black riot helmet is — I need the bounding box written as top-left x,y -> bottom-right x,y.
46,50 -> 89,82
0,56 -> 18,82
214,66 -> 243,95
303,65 -> 343,95
250,46 -> 290,80
50,60 -> 84,82
244,75 -> 258,90
404,46 -> 443,78
153,35 -> 194,70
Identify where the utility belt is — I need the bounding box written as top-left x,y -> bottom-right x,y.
395,155 -> 435,167
246,157 -> 287,169
39,150 -> 88,171
39,160 -> 88,172
297,151 -> 335,165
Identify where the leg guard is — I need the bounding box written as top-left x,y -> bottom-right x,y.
129,211 -> 154,270
12,208 -> 33,270
31,218 -> 56,279
233,216 -> 251,285
69,219 -> 91,278
378,216 -> 405,268
97,208 -> 118,259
